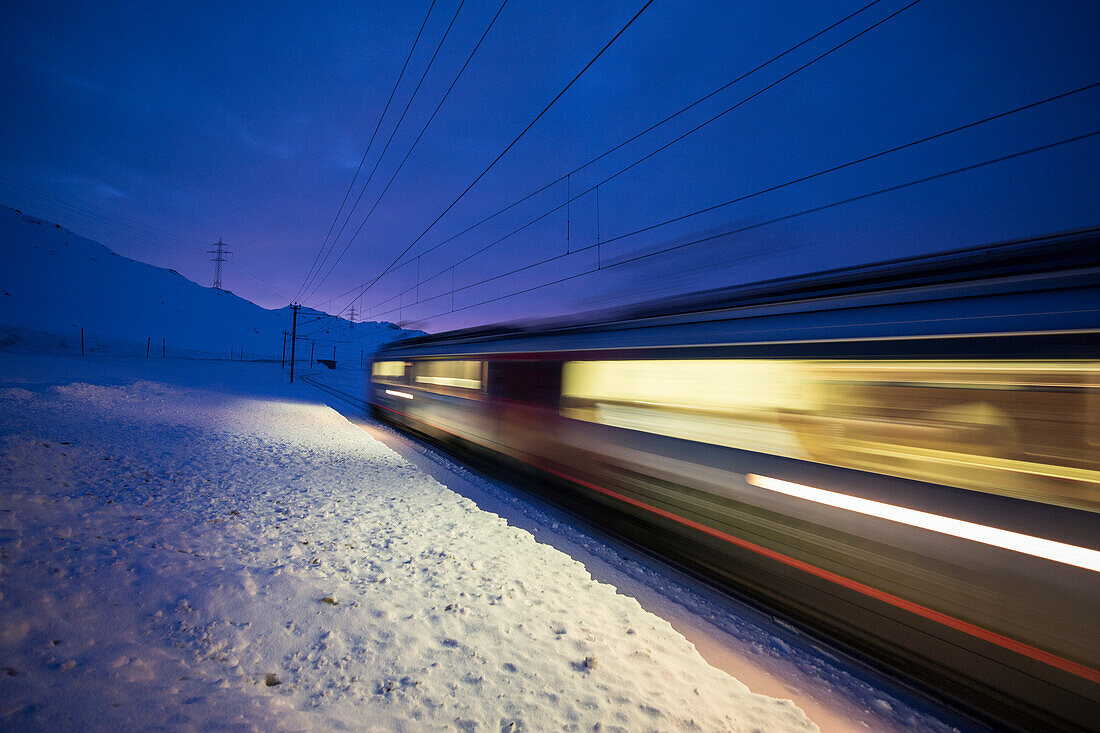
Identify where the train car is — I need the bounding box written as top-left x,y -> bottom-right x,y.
368,229 -> 1100,731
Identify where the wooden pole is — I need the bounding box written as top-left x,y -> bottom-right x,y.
289,304 -> 299,383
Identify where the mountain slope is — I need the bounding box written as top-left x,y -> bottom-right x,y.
0,206 -> 416,358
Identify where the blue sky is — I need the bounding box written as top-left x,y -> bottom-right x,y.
2,1 -> 1097,331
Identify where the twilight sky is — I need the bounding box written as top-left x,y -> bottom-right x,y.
2,0 -> 1097,332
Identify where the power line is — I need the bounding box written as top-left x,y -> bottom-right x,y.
2,174 -> 301,303
376,0 -> 889,280
230,265 -> 291,302
338,0 -> 656,314
384,130 -> 1100,325
0,175 -> 193,247
328,0 -> 910,313
299,0 -> 469,301
301,0 -> 510,304
297,313 -> 339,327
2,174 -> 299,302
402,80 -> 1100,301
294,0 -> 439,303
359,0 -> 928,312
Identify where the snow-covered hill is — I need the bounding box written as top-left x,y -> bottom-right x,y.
0,206 -> 418,359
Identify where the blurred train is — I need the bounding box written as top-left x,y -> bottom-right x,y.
368,229 -> 1100,731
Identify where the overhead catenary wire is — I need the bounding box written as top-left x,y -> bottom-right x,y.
386,80 -> 1100,305
298,0 -> 469,302
359,0 -> 889,284
354,0 -> 928,313
294,0 -> 439,303
325,0 -> 912,313
333,0 -> 656,315
381,130 -> 1100,325
309,0 -> 886,309
301,0 -> 510,304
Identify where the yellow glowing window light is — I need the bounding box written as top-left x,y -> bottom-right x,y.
561,359 -> 817,457
414,360 -> 483,389
561,359 -> 1100,511
372,361 -> 406,378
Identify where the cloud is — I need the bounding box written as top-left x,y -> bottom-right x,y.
50,172 -> 126,200
94,182 -> 126,199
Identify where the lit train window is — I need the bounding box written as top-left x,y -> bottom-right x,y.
561,359 -> 1100,512
413,360 -> 484,390
372,361 -> 406,379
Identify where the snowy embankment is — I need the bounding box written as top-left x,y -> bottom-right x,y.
0,354 -> 818,732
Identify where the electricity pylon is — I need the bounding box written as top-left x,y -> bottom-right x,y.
207,238 -> 231,289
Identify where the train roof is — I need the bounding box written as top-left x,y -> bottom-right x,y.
378,227 -> 1100,356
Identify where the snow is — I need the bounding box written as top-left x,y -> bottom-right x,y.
0,207 -> 961,731
0,205 -> 417,360
334,375 -> 963,733
0,354 -> 820,731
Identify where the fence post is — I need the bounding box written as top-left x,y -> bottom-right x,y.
81,327 -> 84,357
162,338 -> 166,358
146,336 -> 151,358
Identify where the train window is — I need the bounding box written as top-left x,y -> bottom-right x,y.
413,360 -> 484,390
488,360 -> 562,405
561,359 -> 1100,512
372,361 -> 406,380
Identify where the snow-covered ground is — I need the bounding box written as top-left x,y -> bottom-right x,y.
0,352 -> 833,732
0,207 -> 964,731
312,370 -> 966,733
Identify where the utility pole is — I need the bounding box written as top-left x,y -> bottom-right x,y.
207,238 -> 231,290
281,330 -> 288,368
289,303 -> 300,383
309,340 -> 315,367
